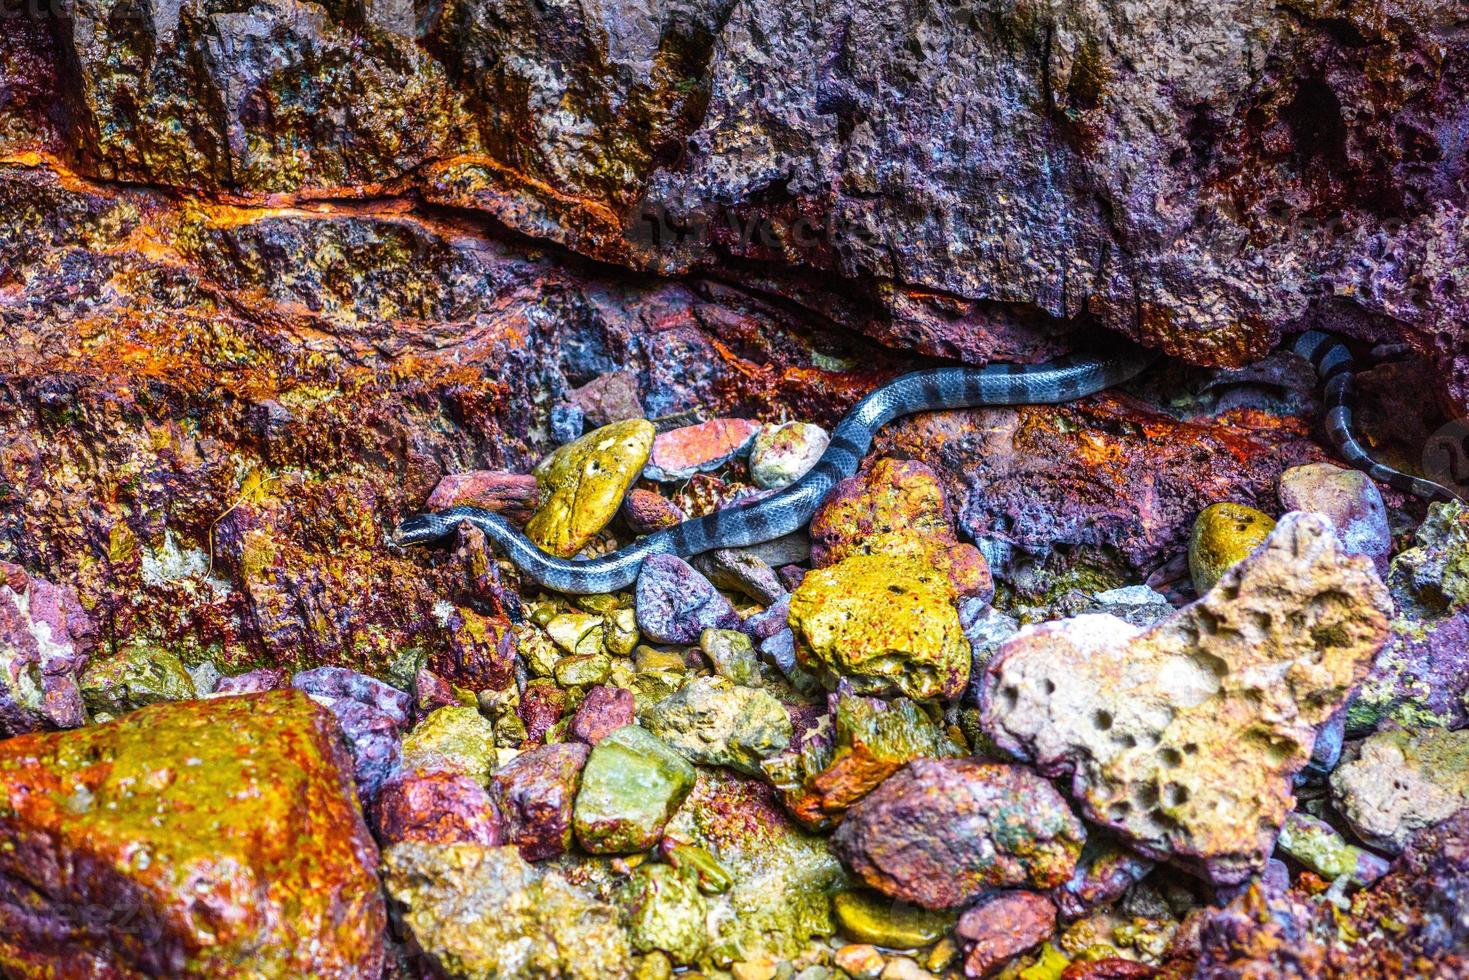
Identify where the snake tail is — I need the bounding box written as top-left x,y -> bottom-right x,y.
1292,330 -> 1461,504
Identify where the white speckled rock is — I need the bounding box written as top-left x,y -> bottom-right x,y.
978,513 -> 1390,885
1279,462 -> 1392,574
749,422 -> 829,490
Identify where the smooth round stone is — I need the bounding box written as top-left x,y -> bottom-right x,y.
526,419 -> 655,558
1188,502 -> 1276,594
750,422 -> 829,489
1279,462 -> 1391,574
833,889 -> 956,950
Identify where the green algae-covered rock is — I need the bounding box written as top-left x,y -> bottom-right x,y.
832,889 -> 956,949
0,690 -> 385,976
555,652 -> 613,688
78,643 -> 196,719
401,705 -> 498,783
643,676 -> 792,776
1188,502 -> 1275,594
383,841 -> 631,979
1275,812 -> 1388,889
788,553 -> 968,701
621,863 -> 710,966
546,612 -> 607,657
664,771 -> 847,969
528,419 -> 656,558
700,628 -> 761,685
574,725 -> 697,854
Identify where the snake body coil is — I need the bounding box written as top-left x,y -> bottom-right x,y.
397,333 -> 1459,594
396,345 -> 1157,593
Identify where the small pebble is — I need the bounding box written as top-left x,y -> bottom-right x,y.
750,421 -> 829,489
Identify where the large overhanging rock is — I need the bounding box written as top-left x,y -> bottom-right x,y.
978,512 -> 1391,884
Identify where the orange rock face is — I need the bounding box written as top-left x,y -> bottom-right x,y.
0,690 -> 386,977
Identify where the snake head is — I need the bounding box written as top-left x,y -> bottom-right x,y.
393,513 -> 444,548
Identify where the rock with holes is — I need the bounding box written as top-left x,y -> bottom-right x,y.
526,419 -> 656,558
979,513 -> 1391,885
1329,727 -> 1469,854
1187,502 -> 1276,594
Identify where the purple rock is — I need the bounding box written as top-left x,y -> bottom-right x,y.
490,742 -> 590,861
212,668 -> 288,696
635,554 -> 743,644
1048,837 -> 1155,921
570,685 -> 635,746
292,666 -> 413,800
413,667 -> 460,722
0,562 -> 94,736
746,594 -> 791,641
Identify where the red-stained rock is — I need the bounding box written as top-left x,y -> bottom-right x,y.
426,471 -> 541,525
811,458 -> 992,600
956,891 -> 1057,978
431,607 -> 518,692
622,488 -> 688,534
414,667 -> 461,721
832,758 -> 1085,910
519,680 -> 568,744
0,561 -> 94,735
490,742 -> 590,862
0,691 -> 385,977
645,418 -> 763,482
870,396 -> 1320,589
570,685 -> 636,746
373,769 -> 503,847
1060,959 -> 1158,980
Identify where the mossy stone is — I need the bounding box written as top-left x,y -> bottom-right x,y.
1189,502 -> 1275,594
401,706 -> 498,783
573,725 -> 696,854
79,644 -> 197,720
832,889 -> 955,949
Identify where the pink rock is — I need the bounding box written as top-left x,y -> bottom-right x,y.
491,742 -> 590,861
212,667 -> 288,696
957,891 -> 1057,978
622,488 -> 687,534
570,685 -> 636,745
644,418 -> 762,482
0,561 -> 94,735
568,370 -> 644,426
414,667 -> 460,722
425,471 -> 541,524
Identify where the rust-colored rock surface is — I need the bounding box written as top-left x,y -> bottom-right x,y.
0,690 -> 385,977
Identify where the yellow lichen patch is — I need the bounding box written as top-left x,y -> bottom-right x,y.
527,419 -> 655,558
788,553 -> 968,701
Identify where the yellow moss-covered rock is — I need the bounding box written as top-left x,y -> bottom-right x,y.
1188,502 -> 1275,594
0,690 -> 385,976
401,705 -> 498,783
788,553 -> 969,701
528,420 -> 656,558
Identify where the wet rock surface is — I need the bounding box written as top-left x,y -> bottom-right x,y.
0,691 -> 385,976
3,2 -> 1469,974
